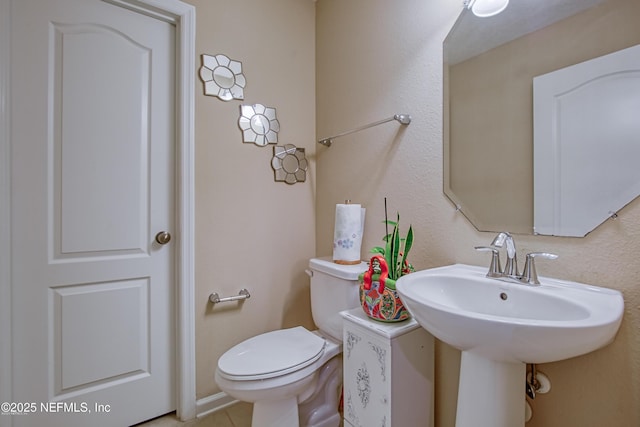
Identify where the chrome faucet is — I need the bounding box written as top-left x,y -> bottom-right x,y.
475,232 -> 557,286
491,231 -> 519,277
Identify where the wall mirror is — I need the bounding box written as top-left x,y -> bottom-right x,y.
199,54 -> 246,101
272,144 -> 308,184
238,104 -> 280,146
444,0 -> 640,236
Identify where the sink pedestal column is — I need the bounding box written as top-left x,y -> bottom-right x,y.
455,351 -> 525,427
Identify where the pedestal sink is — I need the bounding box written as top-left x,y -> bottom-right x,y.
395,264 -> 624,427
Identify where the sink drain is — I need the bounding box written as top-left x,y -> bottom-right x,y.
499,292 -> 508,300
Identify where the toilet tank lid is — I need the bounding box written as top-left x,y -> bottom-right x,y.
309,257 -> 368,280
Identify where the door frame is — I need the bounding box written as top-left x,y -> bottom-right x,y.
0,0 -> 196,423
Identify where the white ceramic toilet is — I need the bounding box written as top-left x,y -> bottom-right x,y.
215,257 -> 368,427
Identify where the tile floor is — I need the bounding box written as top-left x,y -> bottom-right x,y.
136,402 -> 252,427
136,402 -> 345,427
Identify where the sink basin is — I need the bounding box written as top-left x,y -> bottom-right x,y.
396,264 -> 624,427
395,263 -> 624,363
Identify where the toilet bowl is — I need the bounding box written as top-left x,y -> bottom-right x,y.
214,257 -> 368,427
215,327 -> 342,427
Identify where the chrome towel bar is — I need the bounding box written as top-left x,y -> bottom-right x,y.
209,288 -> 251,304
317,114 -> 411,147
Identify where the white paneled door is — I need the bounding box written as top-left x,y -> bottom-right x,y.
10,0 -> 177,425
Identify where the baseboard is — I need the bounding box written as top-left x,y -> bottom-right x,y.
195,392 -> 239,418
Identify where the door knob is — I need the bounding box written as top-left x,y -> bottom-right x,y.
155,231 -> 171,245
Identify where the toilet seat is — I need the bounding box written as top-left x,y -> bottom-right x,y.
217,326 -> 326,381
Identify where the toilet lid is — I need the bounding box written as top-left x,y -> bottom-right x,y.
217,326 -> 326,381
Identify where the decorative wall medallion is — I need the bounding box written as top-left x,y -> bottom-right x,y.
199,54 -> 245,101
345,331 -> 361,359
356,363 -> 371,408
369,342 -> 387,382
271,144 -> 308,184
238,104 -> 280,146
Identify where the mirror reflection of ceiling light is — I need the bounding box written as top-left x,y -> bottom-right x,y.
465,0 -> 509,17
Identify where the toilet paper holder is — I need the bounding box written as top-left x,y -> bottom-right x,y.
209,288 -> 251,304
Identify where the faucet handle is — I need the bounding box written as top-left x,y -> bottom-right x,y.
475,246 -> 502,277
521,252 -> 558,285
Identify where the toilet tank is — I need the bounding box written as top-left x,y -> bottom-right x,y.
308,257 -> 368,342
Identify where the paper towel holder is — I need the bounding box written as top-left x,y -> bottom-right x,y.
318,114 -> 411,147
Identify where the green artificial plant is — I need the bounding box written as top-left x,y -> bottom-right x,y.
370,213 -> 414,281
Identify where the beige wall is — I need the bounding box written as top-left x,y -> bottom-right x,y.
316,0 -> 640,426
189,0 -> 317,398
188,0 -> 640,423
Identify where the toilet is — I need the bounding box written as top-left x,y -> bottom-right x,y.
215,257 -> 368,427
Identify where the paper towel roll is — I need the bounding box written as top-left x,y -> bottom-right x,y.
333,203 -> 366,265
